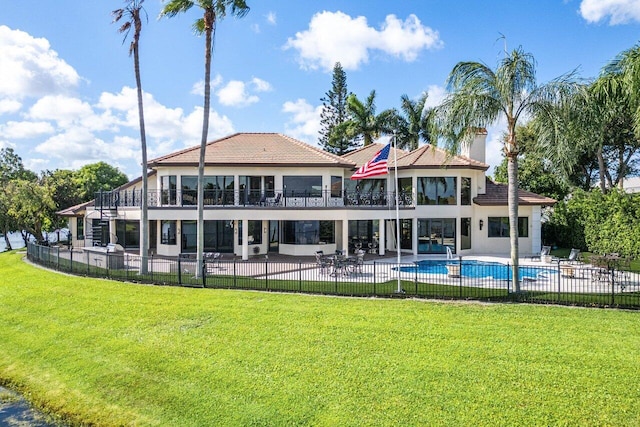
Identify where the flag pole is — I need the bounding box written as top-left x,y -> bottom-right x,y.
393,132 -> 402,294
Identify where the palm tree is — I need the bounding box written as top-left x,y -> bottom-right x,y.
341,90 -> 396,146
437,46 -> 576,292
113,0 -> 149,274
161,0 -> 249,273
394,93 -> 434,150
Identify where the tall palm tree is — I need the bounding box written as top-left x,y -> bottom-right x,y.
161,0 -> 249,274
342,90 -> 396,146
395,93 -> 434,150
113,0 -> 149,274
437,46 -> 576,292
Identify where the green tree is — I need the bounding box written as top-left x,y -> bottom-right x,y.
5,179 -> 55,244
161,0 -> 249,272
340,90 -> 396,146
113,0 -> 150,272
493,124 -> 570,201
74,162 -> 129,201
319,62 -> 353,155
393,92 -> 435,150
437,46 -> 576,292
0,148 -> 37,250
41,169 -> 83,232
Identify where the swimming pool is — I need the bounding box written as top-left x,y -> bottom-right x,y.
399,260 -> 557,280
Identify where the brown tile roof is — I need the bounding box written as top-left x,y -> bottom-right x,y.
474,178 -> 556,206
341,143 -> 407,169
57,200 -> 94,217
394,143 -> 489,170
148,133 -> 356,168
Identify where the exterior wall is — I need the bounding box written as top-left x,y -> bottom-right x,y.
81,161 -> 547,258
473,205 -> 536,255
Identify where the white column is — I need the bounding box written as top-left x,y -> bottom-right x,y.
342,219 -> 349,256
378,219 -> 385,256
242,219 -> 249,260
531,206 -> 542,255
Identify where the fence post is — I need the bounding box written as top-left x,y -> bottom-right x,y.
86,251 -> 90,276
233,259 -> 237,288
299,261 -> 302,292
459,256 -> 463,298
373,261 -> 376,295
557,260 -> 562,302
70,249 -> 73,273
202,261 -> 206,288
610,265 -> 615,306
265,260 -> 269,290
57,246 -> 60,271
414,260 -> 418,295
177,258 -> 182,284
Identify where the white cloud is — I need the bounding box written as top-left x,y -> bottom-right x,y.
217,80 -> 259,107
285,11 -> 442,71
579,0 -> 640,24
485,118 -> 507,175
28,95 -> 111,130
0,121 -> 54,139
0,99 -> 22,115
0,25 -> 80,99
251,77 -> 273,92
266,12 -> 277,25
282,99 -> 322,143
251,23 -> 261,33
190,75 -> 223,96
424,85 -> 446,109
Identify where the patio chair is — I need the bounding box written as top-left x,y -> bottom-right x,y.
531,246 -> 551,262
315,251 -> 330,275
270,193 -> 282,207
349,250 -> 365,275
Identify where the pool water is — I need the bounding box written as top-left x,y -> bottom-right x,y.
400,260 -> 557,280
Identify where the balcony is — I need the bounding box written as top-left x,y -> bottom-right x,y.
95,189 -> 415,210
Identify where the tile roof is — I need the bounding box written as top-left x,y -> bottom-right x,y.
340,143 -> 407,170
148,133 -> 356,168
394,143 -> 489,170
57,200 -> 94,217
474,178 -> 557,206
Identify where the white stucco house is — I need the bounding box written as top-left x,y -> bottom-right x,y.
58,131 -> 555,260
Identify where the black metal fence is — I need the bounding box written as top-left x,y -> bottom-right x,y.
26,243 -> 640,309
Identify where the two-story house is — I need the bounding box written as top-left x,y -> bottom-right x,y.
58,132 -> 554,260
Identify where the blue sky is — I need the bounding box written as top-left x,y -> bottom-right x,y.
1,0 -> 640,179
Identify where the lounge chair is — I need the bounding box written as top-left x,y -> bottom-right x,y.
531,246 -> 551,262
557,248 -> 582,264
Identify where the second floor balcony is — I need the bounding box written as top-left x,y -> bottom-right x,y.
95,189 -> 415,210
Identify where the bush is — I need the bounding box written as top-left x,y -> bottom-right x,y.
545,188 -> 640,258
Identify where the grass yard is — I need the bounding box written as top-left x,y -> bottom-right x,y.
1,251 -> 639,426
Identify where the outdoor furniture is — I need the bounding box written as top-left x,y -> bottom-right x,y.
315,251 -> 331,275
556,248 -> 582,264
531,246 -> 551,262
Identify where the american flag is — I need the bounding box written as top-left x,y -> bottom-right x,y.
350,143 -> 391,180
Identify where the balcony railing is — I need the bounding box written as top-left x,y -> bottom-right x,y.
95,189 -> 415,209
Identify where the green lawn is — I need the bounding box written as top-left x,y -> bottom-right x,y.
1,251 -> 639,426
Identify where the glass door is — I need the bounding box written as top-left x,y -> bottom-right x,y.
268,220 -> 279,252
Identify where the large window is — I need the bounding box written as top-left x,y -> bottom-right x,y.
181,176 -> 233,206
282,220 -> 335,244
161,175 -> 176,205
77,217 -> 84,240
283,176 -> 322,197
344,178 -> 385,194
161,220 -> 177,245
331,176 -> 342,197
418,218 -> 456,254
417,177 -> 457,205
239,220 -> 263,245
116,220 -> 140,249
181,220 -> 233,252
461,177 -> 471,205
488,217 -> 529,238
461,217 -> 471,250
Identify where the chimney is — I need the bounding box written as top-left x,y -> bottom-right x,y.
461,128 -> 487,164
